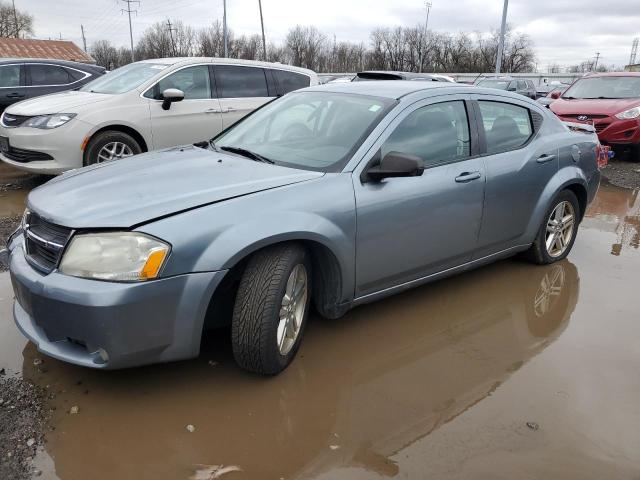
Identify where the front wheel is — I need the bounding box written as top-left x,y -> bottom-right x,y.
83,131 -> 142,166
231,244 -> 311,375
525,190 -> 580,265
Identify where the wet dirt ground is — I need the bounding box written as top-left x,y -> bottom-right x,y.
1,170 -> 640,479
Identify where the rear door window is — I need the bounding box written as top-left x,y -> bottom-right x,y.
382,100 -> 471,168
0,64 -> 21,87
28,64 -> 71,86
478,101 -> 533,154
215,65 -> 269,98
272,69 -> 310,94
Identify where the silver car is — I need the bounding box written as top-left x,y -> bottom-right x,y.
6,81 -> 600,375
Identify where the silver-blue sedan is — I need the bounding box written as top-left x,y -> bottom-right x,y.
6,81 -> 600,375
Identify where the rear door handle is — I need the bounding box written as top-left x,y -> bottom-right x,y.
455,171 -> 481,183
205,108 -> 222,114
6,93 -> 24,98
536,153 -> 556,164
225,107 -> 237,112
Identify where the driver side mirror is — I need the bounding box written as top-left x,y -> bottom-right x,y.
161,88 -> 184,110
363,151 -> 424,183
507,85 -> 517,92
550,90 -> 561,99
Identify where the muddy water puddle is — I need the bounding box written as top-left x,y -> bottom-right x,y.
0,183 -> 639,479
0,188 -> 28,217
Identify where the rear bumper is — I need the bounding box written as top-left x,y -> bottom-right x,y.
9,242 -> 226,369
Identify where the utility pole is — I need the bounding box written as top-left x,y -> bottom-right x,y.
258,0 -> 267,61
495,0 -> 509,74
593,52 -> 600,71
80,24 -> 87,52
223,0 -> 229,58
166,19 -> 177,56
11,0 -> 19,38
121,0 -> 139,63
419,1 -> 432,73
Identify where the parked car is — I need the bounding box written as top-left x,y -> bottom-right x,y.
536,80 -> 570,98
6,81 -> 600,375
550,72 -> 640,161
353,71 -> 454,82
476,76 -> 537,99
0,58 -> 317,174
537,84 -> 571,107
0,58 -> 105,112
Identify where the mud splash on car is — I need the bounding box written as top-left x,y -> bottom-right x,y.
0,183 -> 639,479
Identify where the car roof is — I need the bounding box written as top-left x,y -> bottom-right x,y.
582,71 -> 640,77
306,80 -> 466,99
137,57 -> 316,76
0,58 -> 101,69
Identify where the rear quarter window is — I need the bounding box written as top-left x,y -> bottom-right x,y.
478,101 -> 534,154
273,70 -> 310,94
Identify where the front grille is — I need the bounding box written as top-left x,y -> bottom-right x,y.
3,146 -> 53,163
24,211 -> 72,273
594,123 -> 610,133
1,114 -> 32,128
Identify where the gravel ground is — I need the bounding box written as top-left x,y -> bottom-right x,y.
0,374 -> 51,480
601,159 -> 640,190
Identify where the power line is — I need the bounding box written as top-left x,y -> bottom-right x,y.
120,0 -> 140,62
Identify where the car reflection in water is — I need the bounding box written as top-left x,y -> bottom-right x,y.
584,183 -> 640,256
21,260 -> 579,480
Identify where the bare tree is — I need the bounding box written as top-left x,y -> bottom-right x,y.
0,1 -> 33,38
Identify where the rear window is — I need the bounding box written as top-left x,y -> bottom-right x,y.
478,101 -> 533,154
215,65 -> 269,98
29,64 -> 70,86
273,69 -> 310,94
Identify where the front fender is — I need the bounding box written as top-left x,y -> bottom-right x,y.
139,174 -> 357,304
522,165 -> 588,243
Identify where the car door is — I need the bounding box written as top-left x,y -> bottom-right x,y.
353,96 -> 486,297
213,64 -> 274,129
470,95 -> 559,258
25,63 -> 75,99
0,63 -> 25,110
145,64 -> 223,149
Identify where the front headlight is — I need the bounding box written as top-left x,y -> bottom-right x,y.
23,113 -> 76,129
59,232 -> 170,282
615,107 -> 640,120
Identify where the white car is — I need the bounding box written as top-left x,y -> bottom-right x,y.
0,58 -> 317,174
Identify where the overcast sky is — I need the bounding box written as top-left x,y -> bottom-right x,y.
17,0 -> 640,70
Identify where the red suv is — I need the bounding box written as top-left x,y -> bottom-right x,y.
550,72 -> 640,161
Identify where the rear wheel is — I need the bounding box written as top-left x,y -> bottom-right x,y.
84,131 -> 142,166
231,244 -> 311,375
525,190 -> 580,265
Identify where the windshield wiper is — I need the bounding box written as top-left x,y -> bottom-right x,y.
219,146 -> 275,164
562,96 -> 577,99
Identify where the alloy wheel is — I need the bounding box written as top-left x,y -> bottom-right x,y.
97,141 -> 134,163
277,264 -> 308,356
545,201 -> 575,258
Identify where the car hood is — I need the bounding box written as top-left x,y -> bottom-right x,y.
7,90 -> 113,115
550,97 -> 640,117
27,146 -> 324,228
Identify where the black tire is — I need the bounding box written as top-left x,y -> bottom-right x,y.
630,144 -> 640,163
231,243 -> 311,375
525,190 -> 580,265
83,130 -> 142,167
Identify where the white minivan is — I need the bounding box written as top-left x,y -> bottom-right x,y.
0,58 -> 317,174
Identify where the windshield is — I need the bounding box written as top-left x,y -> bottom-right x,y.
214,91 -> 395,172
477,79 -> 510,90
80,62 -> 170,94
562,76 -> 640,99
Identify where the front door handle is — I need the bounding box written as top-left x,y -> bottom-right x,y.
455,171 -> 481,183
6,93 -> 24,98
537,153 -> 556,164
